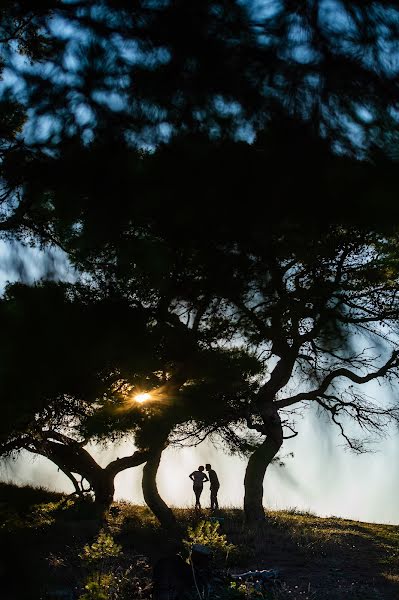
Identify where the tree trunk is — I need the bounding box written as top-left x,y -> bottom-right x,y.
244,406 -> 283,524
142,436 -> 176,530
35,436 -> 148,513
91,471 -> 116,513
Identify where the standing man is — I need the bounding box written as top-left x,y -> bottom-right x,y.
205,463 -> 219,510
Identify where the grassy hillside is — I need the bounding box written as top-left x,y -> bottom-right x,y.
0,482 -> 398,599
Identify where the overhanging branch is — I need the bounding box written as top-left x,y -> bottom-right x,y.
105,449 -> 149,476
276,350 -> 399,409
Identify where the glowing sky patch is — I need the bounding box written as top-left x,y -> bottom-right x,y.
134,392 -> 151,403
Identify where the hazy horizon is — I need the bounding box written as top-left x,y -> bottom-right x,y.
2,406 -> 398,525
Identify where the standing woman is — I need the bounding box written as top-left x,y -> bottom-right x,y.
189,466 -> 209,509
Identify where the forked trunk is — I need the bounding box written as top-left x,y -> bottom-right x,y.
36,436 -> 148,514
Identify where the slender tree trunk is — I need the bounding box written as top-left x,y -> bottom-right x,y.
56,465 -> 84,498
142,433 -> 176,530
244,405 -> 283,524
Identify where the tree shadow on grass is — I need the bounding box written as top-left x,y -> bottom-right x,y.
219,509 -> 399,600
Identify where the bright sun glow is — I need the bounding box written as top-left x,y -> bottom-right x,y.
134,392 -> 151,403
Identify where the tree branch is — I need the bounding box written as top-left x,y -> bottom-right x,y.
276,351 -> 399,409
105,449 -> 149,477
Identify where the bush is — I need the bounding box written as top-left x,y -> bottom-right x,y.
184,519 -> 236,561
79,531 -> 122,564
77,530 -> 152,600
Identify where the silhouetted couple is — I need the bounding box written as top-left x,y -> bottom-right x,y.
189,464 -> 219,510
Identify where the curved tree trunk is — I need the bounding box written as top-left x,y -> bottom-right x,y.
142,433 -> 176,530
244,405 -> 283,525
244,436 -> 282,523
